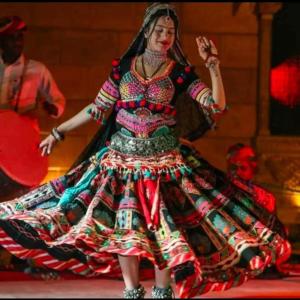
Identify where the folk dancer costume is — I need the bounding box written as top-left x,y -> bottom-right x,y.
0,4 -> 290,298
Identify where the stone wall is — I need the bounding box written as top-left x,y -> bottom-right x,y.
176,2 -> 258,170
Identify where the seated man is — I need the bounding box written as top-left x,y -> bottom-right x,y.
0,15 -> 66,201
0,15 -> 65,279
226,143 -> 276,213
226,143 -> 290,278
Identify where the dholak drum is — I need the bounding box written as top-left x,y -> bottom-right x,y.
0,110 -> 48,201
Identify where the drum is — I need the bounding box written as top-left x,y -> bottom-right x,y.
0,110 -> 48,201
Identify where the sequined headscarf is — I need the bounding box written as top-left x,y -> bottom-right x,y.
121,2 -> 191,66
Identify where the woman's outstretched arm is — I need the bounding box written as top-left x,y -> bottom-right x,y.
196,36 -> 226,110
56,103 -> 94,134
39,103 -> 111,156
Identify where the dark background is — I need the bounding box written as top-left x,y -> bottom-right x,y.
271,2 -> 300,135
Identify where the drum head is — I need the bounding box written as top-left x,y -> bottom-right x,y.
0,110 -> 48,186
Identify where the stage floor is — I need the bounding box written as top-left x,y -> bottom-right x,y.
0,275 -> 300,298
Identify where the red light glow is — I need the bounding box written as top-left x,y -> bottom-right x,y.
270,56 -> 300,107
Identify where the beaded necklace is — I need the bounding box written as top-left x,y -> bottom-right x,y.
143,48 -> 167,68
141,55 -> 165,80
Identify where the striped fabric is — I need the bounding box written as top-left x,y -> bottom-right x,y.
88,77 -> 120,124
187,79 -> 212,106
187,78 -> 226,125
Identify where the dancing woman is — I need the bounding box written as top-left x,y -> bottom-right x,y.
0,3 -> 290,298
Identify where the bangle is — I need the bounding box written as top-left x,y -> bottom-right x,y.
204,53 -> 219,63
51,127 -> 65,142
205,55 -> 220,68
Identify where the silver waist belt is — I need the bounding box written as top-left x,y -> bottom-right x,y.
109,131 -> 179,156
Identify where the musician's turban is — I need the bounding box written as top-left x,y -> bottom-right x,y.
0,16 -> 27,36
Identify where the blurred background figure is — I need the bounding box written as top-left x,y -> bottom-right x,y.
227,143 -> 276,213
0,15 -> 65,279
0,15 -> 66,202
226,143 -> 290,278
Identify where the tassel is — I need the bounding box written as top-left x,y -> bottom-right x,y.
171,171 -> 177,181
107,169 -> 114,176
144,170 -> 151,178
129,101 -> 136,108
186,167 -> 193,175
148,103 -> 155,110
133,172 -> 139,181
165,173 -> 171,181
140,99 -> 147,107
175,169 -> 181,179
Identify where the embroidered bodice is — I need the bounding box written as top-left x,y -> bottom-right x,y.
114,58 -> 177,138
120,57 -> 175,105
88,56 -> 225,153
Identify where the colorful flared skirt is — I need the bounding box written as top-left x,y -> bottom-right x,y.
0,144 -> 291,298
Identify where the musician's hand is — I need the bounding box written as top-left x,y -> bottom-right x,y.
39,135 -> 57,156
43,102 -> 59,117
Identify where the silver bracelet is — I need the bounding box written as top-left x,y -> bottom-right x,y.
205,56 -> 220,69
51,127 -> 65,142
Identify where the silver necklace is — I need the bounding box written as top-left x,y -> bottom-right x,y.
143,48 -> 167,69
141,55 -> 165,80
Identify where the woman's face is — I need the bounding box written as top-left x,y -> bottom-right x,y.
146,16 -> 176,53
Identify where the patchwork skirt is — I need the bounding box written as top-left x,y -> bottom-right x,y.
0,143 -> 291,298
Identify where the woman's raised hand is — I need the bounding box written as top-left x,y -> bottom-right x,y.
39,134 -> 57,157
196,36 -> 218,62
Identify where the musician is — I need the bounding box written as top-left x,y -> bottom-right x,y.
0,15 -> 66,201
226,143 -> 290,278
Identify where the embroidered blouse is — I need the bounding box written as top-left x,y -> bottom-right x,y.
89,56 -> 225,138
